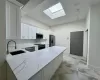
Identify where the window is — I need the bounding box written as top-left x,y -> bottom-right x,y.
43,2 -> 66,19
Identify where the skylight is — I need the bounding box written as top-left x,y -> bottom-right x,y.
43,2 -> 66,19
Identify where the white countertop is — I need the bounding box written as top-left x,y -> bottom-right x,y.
6,46 -> 66,80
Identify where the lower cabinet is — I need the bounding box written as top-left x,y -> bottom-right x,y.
29,53 -> 63,80
29,70 -> 43,80
7,53 -> 63,80
43,61 -> 54,80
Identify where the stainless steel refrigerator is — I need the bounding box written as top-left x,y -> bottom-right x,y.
49,35 -> 55,47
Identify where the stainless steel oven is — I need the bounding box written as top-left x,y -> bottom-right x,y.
35,44 -> 45,50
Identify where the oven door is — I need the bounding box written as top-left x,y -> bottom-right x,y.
38,45 -> 45,50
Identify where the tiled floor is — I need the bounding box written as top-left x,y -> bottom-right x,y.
51,55 -> 100,80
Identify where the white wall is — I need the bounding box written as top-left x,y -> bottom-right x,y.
0,0 -> 6,80
83,31 -> 88,59
51,20 -> 86,57
88,3 -> 100,69
86,9 -> 90,66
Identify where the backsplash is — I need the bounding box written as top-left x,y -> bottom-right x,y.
6,39 -> 47,52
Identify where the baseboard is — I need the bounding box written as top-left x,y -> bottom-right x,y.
88,64 -> 100,71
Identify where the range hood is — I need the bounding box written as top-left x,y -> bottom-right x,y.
8,0 -> 30,7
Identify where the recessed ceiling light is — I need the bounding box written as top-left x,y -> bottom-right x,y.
43,2 -> 66,19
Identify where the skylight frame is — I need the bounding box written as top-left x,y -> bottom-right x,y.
49,2 -> 63,13
43,2 -> 66,19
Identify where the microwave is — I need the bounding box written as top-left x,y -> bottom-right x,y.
36,33 -> 43,39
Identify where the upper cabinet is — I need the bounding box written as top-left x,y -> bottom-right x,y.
37,28 -> 43,34
21,23 -> 29,39
29,26 -> 36,39
21,23 -> 37,39
6,1 -> 21,39
36,28 -> 49,40
6,1 -> 50,40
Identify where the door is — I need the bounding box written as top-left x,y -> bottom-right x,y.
49,35 -> 55,47
70,31 -> 83,56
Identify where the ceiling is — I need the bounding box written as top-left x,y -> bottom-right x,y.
22,0 -> 100,26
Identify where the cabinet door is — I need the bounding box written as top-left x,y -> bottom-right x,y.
29,26 -> 36,39
6,1 -> 10,39
21,23 -> 25,39
29,26 -> 33,39
42,29 -> 46,39
24,24 -> 29,39
29,70 -> 43,80
37,28 -> 43,34
16,4 -> 21,39
44,30 -> 49,39
43,54 -> 63,80
21,23 -> 29,39
37,28 -> 40,33
6,1 -> 21,39
43,30 -> 49,44
32,26 -> 36,39
6,1 -> 17,39
52,54 -> 63,74
43,61 -> 54,80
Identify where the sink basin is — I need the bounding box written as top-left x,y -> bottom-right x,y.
10,50 -> 25,55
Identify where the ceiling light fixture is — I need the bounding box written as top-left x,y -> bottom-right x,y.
43,2 -> 66,19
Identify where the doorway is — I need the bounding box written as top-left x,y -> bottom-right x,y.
70,31 -> 83,56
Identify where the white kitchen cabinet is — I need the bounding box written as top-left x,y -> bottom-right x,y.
43,30 -> 50,44
21,23 -> 29,39
29,26 -> 33,39
38,29 -> 49,39
21,23 -> 37,39
42,29 -> 46,39
44,30 -> 49,39
52,54 -> 63,74
37,28 -> 40,33
6,1 -> 21,39
43,61 -> 54,80
35,27 -> 50,40
29,53 -> 63,80
29,26 -> 36,39
29,70 -> 43,80
24,24 -> 29,39
37,28 -> 44,34
43,54 -> 63,80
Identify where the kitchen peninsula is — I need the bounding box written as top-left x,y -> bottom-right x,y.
6,46 -> 66,80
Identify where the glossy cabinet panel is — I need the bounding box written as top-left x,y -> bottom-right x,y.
29,54 -> 63,80
6,1 -> 21,39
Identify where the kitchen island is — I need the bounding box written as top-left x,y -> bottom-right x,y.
6,46 -> 66,80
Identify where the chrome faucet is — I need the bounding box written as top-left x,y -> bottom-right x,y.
7,40 -> 17,54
